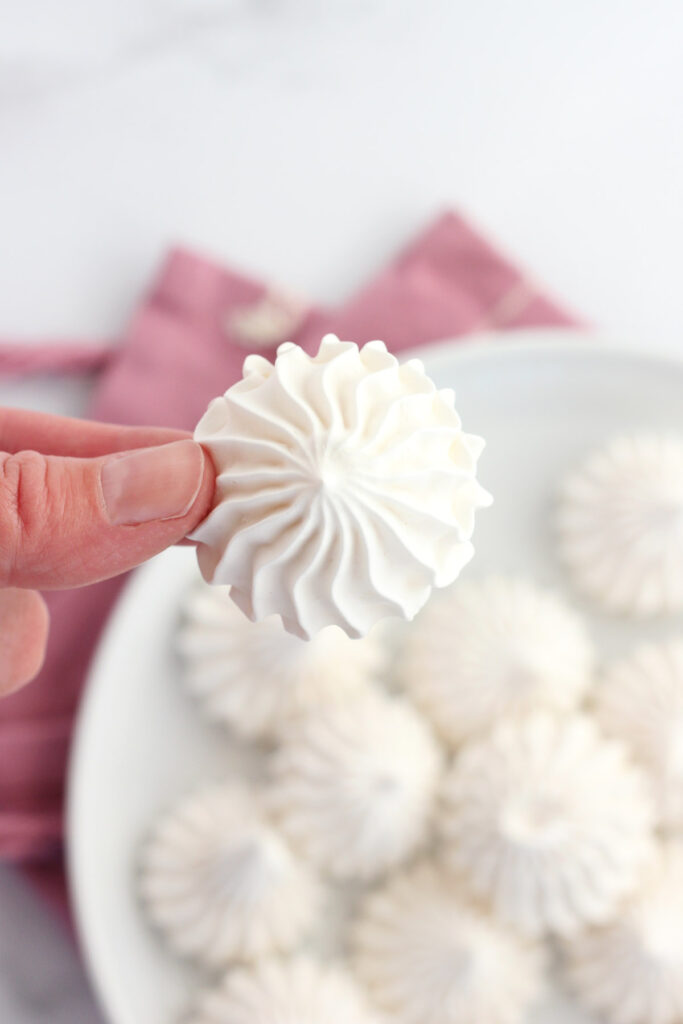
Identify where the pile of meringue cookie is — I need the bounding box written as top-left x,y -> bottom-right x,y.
137,339 -> 683,1024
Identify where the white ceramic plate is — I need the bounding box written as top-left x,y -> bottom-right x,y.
68,329 -> 683,1024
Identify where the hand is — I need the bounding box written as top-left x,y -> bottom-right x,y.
0,408 -> 215,697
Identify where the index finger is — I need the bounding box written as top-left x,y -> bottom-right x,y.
0,408 -> 190,458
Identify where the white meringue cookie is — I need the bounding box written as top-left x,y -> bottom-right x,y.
268,689 -> 442,880
596,641 -> 683,829
138,782 -> 319,968
557,434 -> 683,616
177,581 -> 384,740
191,334 -> 491,639
400,576 -> 593,747
440,712 -> 655,936
186,958 -> 380,1024
563,841 -> 683,1024
352,861 -> 544,1024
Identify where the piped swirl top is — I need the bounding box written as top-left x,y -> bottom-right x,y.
191,335 -> 491,638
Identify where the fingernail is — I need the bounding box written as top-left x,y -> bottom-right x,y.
101,440 -> 205,526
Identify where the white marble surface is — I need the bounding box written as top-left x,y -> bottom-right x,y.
2,1 -> 683,1020
2,0 -> 683,348
0,867 -> 102,1023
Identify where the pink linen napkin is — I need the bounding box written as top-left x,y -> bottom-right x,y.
0,211 -> 575,908
0,341 -> 112,378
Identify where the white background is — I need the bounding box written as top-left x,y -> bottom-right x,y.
1,1 -> 682,1020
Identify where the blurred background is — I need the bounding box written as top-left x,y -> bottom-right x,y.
2,1 -> 683,1020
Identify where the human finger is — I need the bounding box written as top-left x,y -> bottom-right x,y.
0,588 -> 49,696
0,407 -> 189,459
0,440 -> 215,589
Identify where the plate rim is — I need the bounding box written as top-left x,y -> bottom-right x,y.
404,326 -> 683,368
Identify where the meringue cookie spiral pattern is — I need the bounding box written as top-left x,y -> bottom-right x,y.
186,958 -> 380,1024
191,334 -> 491,639
268,689 -> 441,879
400,576 -> 593,747
138,783 -> 318,968
177,582 -> 383,740
557,434 -> 683,616
352,861 -> 544,1024
596,641 -> 683,829
440,712 -> 654,936
563,841 -> 683,1024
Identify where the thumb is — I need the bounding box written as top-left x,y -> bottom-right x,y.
0,440 -> 215,589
